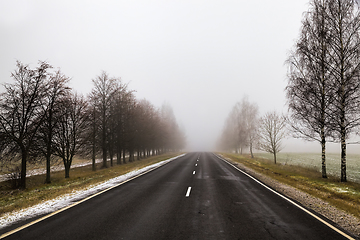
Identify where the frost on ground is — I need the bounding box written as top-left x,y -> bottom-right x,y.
0,159 -> 103,182
0,154 -> 185,230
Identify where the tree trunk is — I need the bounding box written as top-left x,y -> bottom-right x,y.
92,107 -> 96,171
45,155 -> 51,184
64,155 -> 74,178
117,150 -> 121,165
45,132 -> 52,183
45,109 -> 53,184
341,127 -> 347,182
340,70 -> 347,182
102,147 -> 107,168
110,151 -> 113,167
92,146 -> 96,171
321,129 -> 327,178
123,150 -> 126,164
20,148 -> 27,189
65,164 -> 70,178
339,13 -> 347,182
250,142 -> 254,158
273,152 -> 277,164
130,150 -> 134,162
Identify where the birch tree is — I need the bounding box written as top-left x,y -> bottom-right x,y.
326,0 -> 360,182
286,0 -> 333,178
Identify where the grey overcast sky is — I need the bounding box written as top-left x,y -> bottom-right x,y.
2,0 -> 355,153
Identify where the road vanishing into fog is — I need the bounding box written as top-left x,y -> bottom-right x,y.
0,152 -> 354,239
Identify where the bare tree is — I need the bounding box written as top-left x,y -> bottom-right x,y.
40,70 -> 70,183
218,114 -> 237,152
286,0 -> 333,178
257,111 -> 286,164
217,97 -> 258,156
245,102 -> 259,158
221,105 -> 240,152
78,95 -> 100,172
52,93 -> 88,178
235,102 -> 248,155
106,82 -> 129,166
148,108 -> 163,156
326,0 -> 360,182
111,88 -> 130,164
160,103 -> 185,153
0,61 -> 50,188
135,99 -> 156,158
89,71 -> 122,168
122,93 -> 138,162
237,97 -> 259,158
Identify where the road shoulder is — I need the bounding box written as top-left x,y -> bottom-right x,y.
218,154 -> 360,238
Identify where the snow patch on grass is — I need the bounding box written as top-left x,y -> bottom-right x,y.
0,159 -> 103,182
0,154 -> 185,230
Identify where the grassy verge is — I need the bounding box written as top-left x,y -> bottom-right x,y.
0,153 -> 182,218
221,153 -> 360,219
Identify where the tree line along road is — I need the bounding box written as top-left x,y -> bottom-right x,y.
0,152 -> 355,239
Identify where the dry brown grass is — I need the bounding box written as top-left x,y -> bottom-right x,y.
221,152 -> 360,219
0,153 -> 181,217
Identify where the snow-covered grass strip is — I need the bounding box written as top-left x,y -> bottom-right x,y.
0,154 -> 185,230
0,159 -> 104,182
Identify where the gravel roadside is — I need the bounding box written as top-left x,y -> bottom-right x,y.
220,154 -> 360,238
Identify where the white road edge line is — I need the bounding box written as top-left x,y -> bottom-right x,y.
186,187 -> 192,197
214,154 -> 355,240
0,154 -> 186,240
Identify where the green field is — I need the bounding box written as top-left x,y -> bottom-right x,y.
256,152 -> 360,183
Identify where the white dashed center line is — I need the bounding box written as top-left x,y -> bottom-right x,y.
195,164 -> 197,167
193,171 -> 195,175
186,187 -> 192,197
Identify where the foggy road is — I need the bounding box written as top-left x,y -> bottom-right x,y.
0,153 -> 354,239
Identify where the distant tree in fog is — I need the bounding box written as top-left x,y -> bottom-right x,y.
257,111 -> 286,164
217,96 -> 258,156
218,104 -> 239,152
239,97 -> 259,158
160,103 -> 186,152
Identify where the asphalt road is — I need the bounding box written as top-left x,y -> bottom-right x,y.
0,152 -> 355,239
